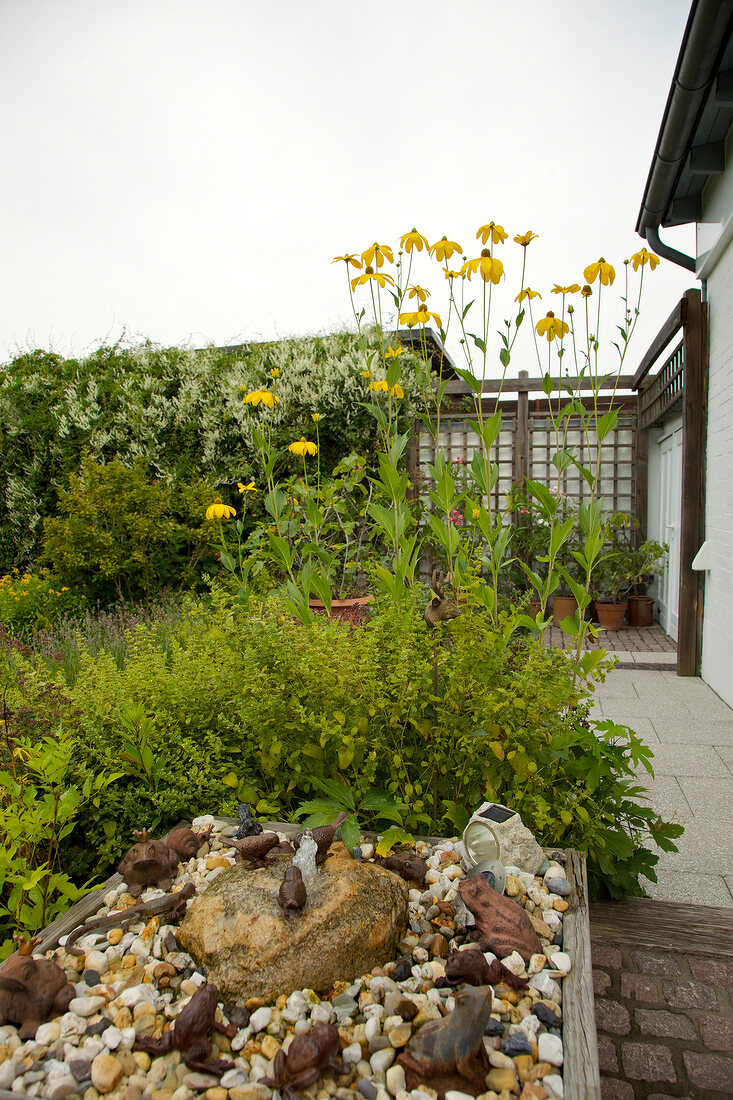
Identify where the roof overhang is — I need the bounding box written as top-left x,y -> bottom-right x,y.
636,0 -> 733,238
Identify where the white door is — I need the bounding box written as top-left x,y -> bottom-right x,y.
657,425 -> 682,640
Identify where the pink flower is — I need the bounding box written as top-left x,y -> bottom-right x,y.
449,509 -> 464,526
519,507 -> 530,515
451,456 -> 467,466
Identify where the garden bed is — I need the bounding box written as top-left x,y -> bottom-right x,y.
2,822 -> 599,1100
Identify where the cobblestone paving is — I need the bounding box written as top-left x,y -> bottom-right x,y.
591,937 -> 733,1098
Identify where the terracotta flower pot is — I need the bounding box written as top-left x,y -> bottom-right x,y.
552,595 -> 578,628
627,594 -> 655,627
595,600 -> 627,631
308,595 -> 373,626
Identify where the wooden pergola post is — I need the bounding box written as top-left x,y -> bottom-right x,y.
677,288 -> 707,677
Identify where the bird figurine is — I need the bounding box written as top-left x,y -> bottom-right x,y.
229,831 -> 281,867
278,865 -> 307,915
295,811 -> 348,864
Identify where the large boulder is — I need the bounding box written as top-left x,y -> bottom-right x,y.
177,844 -> 409,1001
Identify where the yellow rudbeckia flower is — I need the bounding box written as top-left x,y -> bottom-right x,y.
399,305 -> 443,328
629,247 -> 660,272
311,412 -> 321,422
270,367 -> 279,378
552,284 -> 581,295
206,498 -> 236,521
369,380 -> 389,392
516,288 -> 542,303
243,390 -> 280,408
361,370 -> 371,379
429,236 -> 462,261
399,228 -> 429,253
237,481 -> 256,493
581,284 -> 593,298
351,266 -> 396,292
444,268 -> 463,279
385,347 -> 403,358
407,285 -> 430,302
514,230 -> 538,247
461,251 -> 504,284
472,507 -> 481,520
331,253 -> 363,268
583,258 -> 616,286
289,437 -> 318,457
536,311 -> 570,342
390,383 -> 404,399
361,242 -> 394,268
476,222 -> 508,246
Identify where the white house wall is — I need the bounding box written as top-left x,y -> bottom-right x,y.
698,236 -> 733,707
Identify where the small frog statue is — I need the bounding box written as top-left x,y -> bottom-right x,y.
262,1022 -> 345,1100
118,828 -> 180,897
397,986 -> 492,1097
135,983 -> 236,1076
0,936 -> 75,1040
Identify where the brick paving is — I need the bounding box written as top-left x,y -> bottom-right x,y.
545,621 -> 676,656
591,920 -> 733,1097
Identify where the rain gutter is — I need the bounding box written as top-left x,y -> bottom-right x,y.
635,0 -> 733,270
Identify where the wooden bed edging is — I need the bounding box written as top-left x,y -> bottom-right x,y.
28,824 -> 599,1099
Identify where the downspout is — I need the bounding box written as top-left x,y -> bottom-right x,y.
643,225 -> 696,272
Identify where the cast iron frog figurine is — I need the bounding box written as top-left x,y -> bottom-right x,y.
262,1022 -> 345,1100
458,875 -> 541,964
0,936 -> 75,1040
397,986 -> 491,1098
134,983 -> 236,1076
435,948 -> 528,991
118,829 -> 181,898
234,802 -> 263,839
380,851 -> 428,885
167,824 -> 213,862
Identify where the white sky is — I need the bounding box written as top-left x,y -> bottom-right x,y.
1,0 -> 696,376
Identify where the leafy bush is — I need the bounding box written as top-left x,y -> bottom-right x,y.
42,457 -> 216,602
7,592 -> 680,898
0,569 -> 85,634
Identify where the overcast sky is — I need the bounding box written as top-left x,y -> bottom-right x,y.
1,0 -> 696,375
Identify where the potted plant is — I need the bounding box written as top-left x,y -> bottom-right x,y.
623,540 -> 669,626
590,552 -> 630,630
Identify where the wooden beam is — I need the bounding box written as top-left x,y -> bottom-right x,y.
515,370 -> 529,486
636,409 -> 649,544
440,374 -> 636,396
677,289 -> 706,677
633,297 -> 687,389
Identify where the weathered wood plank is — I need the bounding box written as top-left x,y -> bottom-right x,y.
590,897 -> 733,957
563,850 -> 601,1100
633,296 -> 687,389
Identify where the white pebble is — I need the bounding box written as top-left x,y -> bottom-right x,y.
538,1032 -> 564,1067
69,996 -> 106,1018
310,1003 -> 332,1024
544,1073 -> 564,1098
386,1064 -> 406,1096
370,1048 -> 395,1074
549,951 -> 572,974
249,1006 -> 273,1032
34,1022 -> 61,1045
59,1013 -> 87,1039
500,951 -> 525,975
360,843 -> 374,860
342,1042 -> 363,1065
231,1026 -> 252,1051
443,865 -> 464,881
101,1026 -> 122,1050
83,950 -> 108,974
119,984 -> 157,1007
365,1015 -> 381,1042
529,972 -> 561,1001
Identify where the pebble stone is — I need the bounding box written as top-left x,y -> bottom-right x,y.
5,826 -> 571,1100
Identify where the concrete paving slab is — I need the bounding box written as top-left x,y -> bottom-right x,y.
678,776 -> 733,817
597,700 -> 682,721
650,717 -> 733,745
655,826 -> 733,873
714,745 -> 733,775
637,775 -> 695,822
593,714 -> 659,741
636,743 -> 729,778
725,876 -> 733,902
639,869 -> 733,907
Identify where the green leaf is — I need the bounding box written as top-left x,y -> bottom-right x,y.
499,348 -> 510,368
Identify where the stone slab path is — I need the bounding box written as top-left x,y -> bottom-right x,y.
590,899 -> 733,1097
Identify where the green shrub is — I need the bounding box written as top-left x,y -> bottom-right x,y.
0,569 -> 85,634
42,457 -> 216,602
0,591 -> 679,898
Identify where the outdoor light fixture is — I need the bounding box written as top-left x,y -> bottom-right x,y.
462,801 -> 517,866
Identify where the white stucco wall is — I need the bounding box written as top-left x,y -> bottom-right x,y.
699,239 -> 733,707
